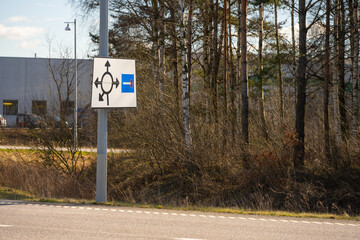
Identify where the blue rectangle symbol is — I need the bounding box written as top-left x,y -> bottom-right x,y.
121,74 -> 135,93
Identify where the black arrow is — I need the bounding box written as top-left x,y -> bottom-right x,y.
94,77 -> 101,88
113,78 -> 120,88
105,61 -> 110,72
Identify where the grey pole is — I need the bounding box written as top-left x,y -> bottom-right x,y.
64,19 -> 78,150
74,19 -> 78,150
96,0 -> 108,203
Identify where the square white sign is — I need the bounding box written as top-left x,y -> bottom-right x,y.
91,57 -> 136,108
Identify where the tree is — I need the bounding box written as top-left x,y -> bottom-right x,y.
351,0 -> 359,135
240,0 -> 250,167
257,1 -> 268,139
323,0 -> 331,161
337,0 -> 347,141
179,0 -> 191,155
274,0 -> 284,122
293,0 -> 307,175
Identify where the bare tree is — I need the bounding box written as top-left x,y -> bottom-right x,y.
179,0 -> 191,154
293,0 -> 307,175
258,2 -> 268,139
324,0 -> 331,160
274,0 -> 284,122
351,0 -> 359,135
240,0 -> 249,146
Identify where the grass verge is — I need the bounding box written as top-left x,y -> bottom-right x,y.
1,186 -> 358,221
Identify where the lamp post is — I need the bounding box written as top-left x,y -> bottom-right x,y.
65,19 -> 78,150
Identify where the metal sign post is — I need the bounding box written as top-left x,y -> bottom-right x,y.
96,0 -> 109,203
94,0 -> 137,203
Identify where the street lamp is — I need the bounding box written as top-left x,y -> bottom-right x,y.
65,19 -> 78,150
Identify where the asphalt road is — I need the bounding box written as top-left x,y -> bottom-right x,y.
0,200 -> 359,240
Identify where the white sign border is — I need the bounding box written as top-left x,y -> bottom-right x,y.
91,57 -> 137,109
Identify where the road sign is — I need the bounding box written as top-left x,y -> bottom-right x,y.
91,57 -> 136,108
121,74 -> 135,93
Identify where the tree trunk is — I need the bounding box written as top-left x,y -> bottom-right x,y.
274,0 -> 284,122
333,0 -> 340,144
187,0 -> 193,98
352,0 -> 359,135
291,0 -> 296,105
203,0 -> 211,122
159,0 -> 165,93
258,3 -> 268,139
236,0 -> 241,126
223,0 -> 228,119
294,0 -> 307,175
151,0 -> 160,94
228,0 -> 237,141
240,0 -> 249,145
338,0 -> 347,141
179,0 -> 191,153
211,0 -> 220,123
170,3 -> 179,101
324,0 -> 331,161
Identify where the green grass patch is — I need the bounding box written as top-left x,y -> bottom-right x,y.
0,186 -> 36,200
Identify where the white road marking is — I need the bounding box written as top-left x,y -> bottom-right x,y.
0,225 -> 12,228
2,200 -> 359,228
174,238 -> 206,240
347,224 -> 357,226
335,223 -> 345,226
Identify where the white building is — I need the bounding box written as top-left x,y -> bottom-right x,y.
0,56 -> 93,126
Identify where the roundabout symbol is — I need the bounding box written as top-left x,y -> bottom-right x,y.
94,60 -> 119,106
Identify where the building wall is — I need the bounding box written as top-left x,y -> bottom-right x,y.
0,57 -> 93,126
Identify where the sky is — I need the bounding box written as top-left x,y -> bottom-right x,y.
0,0 -> 96,59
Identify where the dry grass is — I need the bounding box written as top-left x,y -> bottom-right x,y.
0,84 -> 359,217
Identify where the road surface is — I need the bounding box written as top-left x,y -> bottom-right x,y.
0,200 -> 359,239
